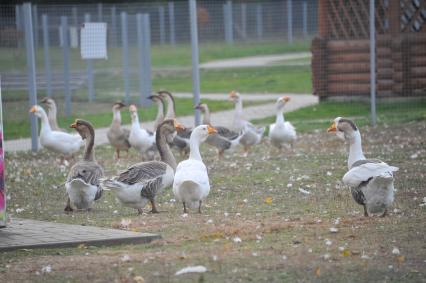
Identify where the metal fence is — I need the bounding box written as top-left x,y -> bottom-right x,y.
1,0 -> 424,152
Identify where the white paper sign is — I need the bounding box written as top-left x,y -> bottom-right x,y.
80,22 -> 107,59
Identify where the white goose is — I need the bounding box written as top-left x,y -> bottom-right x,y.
40,97 -> 66,132
173,124 -> 217,213
328,117 -> 398,217
65,119 -> 104,212
103,119 -> 180,214
269,96 -> 297,149
195,102 -> 244,158
128,104 -> 157,161
229,91 -> 265,156
30,105 -> 83,157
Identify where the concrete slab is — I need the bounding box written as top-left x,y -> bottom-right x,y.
0,218 -> 161,252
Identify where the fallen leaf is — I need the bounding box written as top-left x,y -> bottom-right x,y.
342,249 -> 351,257
265,197 -> 273,205
315,267 -> 321,277
397,255 -> 405,264
78,243 -> 87,250
133,276 -> 145,283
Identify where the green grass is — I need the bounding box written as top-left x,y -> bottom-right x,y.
253,99 -> 426,133
0,40 -> 311,72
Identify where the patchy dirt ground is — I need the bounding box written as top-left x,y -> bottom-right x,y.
2,120 -> 426,282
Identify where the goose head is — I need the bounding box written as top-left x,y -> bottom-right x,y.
276,96 -> 290,110
29,105 -> 46,118
327,117 -> 359,142
112,101 -> 126,112
40,97 -> 56,110
194,103 -> 207,112
148,94 -> 162,103
129,104 -> 138,121
157,119 -> 182,143
70,119 -> 94,140
157,90 -> 173,101
191,124 -> 217,143
228,90 -> 241,104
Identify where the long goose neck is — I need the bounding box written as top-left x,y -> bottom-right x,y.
155,101 -> 164,127
156,129 -> 177,171
165,95 -> 176,119
234,99 -> 243,120
112,109 -> 122,125
83,128 -> 95,161
38,109 -> 52,133
47,104 -> 60,130
131,112 -> 140,128
189,135 -> 202,162
275,107 -> 285,124
202,106 -> 211,124
348,131 -> 366,169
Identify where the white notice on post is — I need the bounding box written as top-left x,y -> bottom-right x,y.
80,22 -> 107,59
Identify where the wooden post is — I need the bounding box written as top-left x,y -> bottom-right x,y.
318,0 -> 328,38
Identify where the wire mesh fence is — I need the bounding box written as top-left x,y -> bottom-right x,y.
0,0 -> 425,152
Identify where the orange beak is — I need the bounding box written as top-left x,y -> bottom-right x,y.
129,105 -> 137,112
174,119 -> 185,131
70,121 -> 77,128
282,96 -> 290,102
29,106 -> 37,113
228,90 -> 238,99
327,122 -> 337,133
207,125 -> 217,134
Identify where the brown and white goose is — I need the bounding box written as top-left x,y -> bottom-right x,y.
64,119 -> 104,212
195,102 -> 243,158
107,101 -> 131,159
40,97 -> 66,132
158,90 -> 192,156
103,119 -> 181,214
148,94 -> 165,130
328,117 -> 398,217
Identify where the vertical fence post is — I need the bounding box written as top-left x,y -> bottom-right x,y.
159,6 -> 165,45
369,0 -> 377,127
61,16 -> 71,116
189,0 -> 201,126
15,5 -> 23,48
241,3 -> 247,40
111,6 -> 117,47
256,3 -> 263,40
42,14 -> 52,98
72,6 -> 78,27
224,1 -> 234,45
33,4 -> 39,48
303,1 -> 308,38
168,2 -> 176,46
84,13 -> 95,102
23,3 -> 38,152
97,3 -> 103,22
287,0 -> 293,43
137,14 -> 152,107
121,12 -> 130,104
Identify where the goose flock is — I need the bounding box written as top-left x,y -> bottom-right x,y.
29,90 -> 398,217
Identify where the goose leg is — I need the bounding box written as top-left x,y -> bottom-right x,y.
183,202 -> 188,214
243,145 -> 250,157
150,199 -> 159,213
380,208 -> 388,218
218,150 -> 224,160
64,197 -> 73,213
137,208 -> 144,215
363,204 -> 369,217
198,200 -> 202,214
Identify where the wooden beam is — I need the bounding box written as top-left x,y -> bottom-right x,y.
318,0 -> 328,38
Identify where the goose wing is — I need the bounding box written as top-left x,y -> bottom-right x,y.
216,126 -> 239,140
343,159 -> 398,187
117,161 -> 167,184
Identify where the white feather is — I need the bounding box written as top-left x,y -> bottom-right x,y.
342,162 -> 399,188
